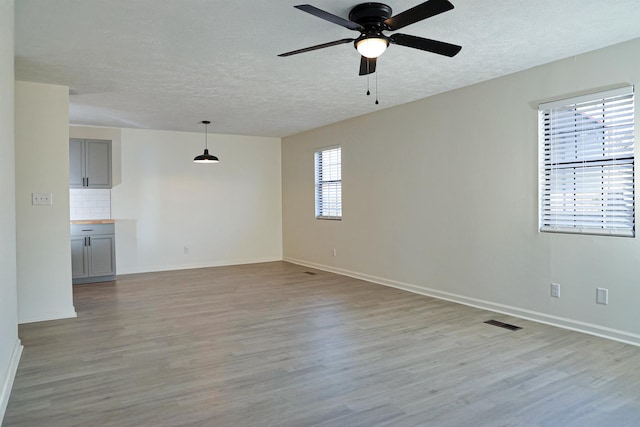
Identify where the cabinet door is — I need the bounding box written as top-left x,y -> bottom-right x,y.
69,138 -> 85,188
85,140 -> 112,188
88,234 -> 116,277
71,236 -> 89,278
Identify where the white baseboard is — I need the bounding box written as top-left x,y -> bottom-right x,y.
0,339 -> 23,423
284,257 -> 640,347
18,307 -> 77,325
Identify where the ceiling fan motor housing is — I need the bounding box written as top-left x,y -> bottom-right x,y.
349,2 -> 393,50
348,3 -> 393,28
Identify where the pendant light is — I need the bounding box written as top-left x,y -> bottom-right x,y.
193,120 -> 219,163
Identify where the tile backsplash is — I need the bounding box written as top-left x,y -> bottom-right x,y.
70,189 -> 111,220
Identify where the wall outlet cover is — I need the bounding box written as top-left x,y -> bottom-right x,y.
551,283 -> 560,298
596,288 -> 609,305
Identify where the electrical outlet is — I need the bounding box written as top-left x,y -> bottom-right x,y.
183,246 -> 189,255
332,248 -> 337,257
32,192 -> 53,206
551,283 -> 560,298
596,288 -> 608,305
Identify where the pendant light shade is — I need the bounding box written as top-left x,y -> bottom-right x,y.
193,120 -> 219,163
193,148 -> 218,163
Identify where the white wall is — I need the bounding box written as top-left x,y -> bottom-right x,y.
0,0 -> 21,421
282,38 -> 640,345
70,126 -> 283,274
15,81 -> 75,323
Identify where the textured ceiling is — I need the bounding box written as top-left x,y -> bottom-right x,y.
14,0 -> 640,137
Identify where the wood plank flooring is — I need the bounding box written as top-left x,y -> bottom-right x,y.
5,261 -> 640,426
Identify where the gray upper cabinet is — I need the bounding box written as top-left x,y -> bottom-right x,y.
69,139 -> 84,187
69,138 -> 112,188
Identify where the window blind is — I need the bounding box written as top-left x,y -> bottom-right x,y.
315,146 -> 342,219
539,86 -> 635,237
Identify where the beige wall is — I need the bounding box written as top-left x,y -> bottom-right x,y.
15,81 -> 75,323
70,126 -> 283,274
282,38 -> 640,345
0,0 -> 21,420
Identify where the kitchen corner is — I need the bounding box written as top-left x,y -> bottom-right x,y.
69,138 -> 117,284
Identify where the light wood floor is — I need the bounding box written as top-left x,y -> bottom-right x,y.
5,261 -> 640,426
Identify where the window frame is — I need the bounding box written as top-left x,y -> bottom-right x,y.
538,86 -> 635,237
314,145 -> 342,220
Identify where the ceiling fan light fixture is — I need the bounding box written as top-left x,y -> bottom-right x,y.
356,37 -> 388,58
193,120 -> 219,164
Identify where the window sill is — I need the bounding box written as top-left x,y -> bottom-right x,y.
540,227 -> 635,238
316,216 -> 342,221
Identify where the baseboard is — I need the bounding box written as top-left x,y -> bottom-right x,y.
0,339 -> 23,423
18,307 -> 77,325
117,256 -> 283,276
73,274 -> 116,285
284,257 -> 640,347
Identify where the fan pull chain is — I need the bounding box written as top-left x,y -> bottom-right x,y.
363,60 -> 378,104
375,71 -> 379,105
366,61 -> 371,96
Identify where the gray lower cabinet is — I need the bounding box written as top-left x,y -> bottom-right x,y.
71,224 -> 116,284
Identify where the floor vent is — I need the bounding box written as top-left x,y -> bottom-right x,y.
484,319 -> 522,331
303,271 -> 317,275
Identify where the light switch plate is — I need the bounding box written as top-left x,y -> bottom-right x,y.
32,192 -> 53,206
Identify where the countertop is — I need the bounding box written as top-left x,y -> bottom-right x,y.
70,219 -> 115,225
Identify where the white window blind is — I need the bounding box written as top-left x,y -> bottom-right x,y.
539,86 -> 635,237
315,146 -> 341,219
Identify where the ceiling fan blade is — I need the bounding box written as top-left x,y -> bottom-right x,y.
359,56 -> 377,76
389,33 -> 461,57
278,38 -> 355,57
384,0 -> 454,30
294,4 -> 364,31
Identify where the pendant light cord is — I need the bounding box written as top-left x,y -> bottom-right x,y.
204,122 -> 208,150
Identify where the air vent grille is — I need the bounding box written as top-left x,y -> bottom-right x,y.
484,319 -> 522,331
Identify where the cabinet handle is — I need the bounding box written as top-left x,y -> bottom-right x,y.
86,177 -> 89,186
87,236 -> 91,246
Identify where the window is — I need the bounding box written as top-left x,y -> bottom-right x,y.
315,146 -> 341,219
539,86 -> 635,237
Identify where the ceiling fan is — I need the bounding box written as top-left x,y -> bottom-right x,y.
278,0 -> 462,76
